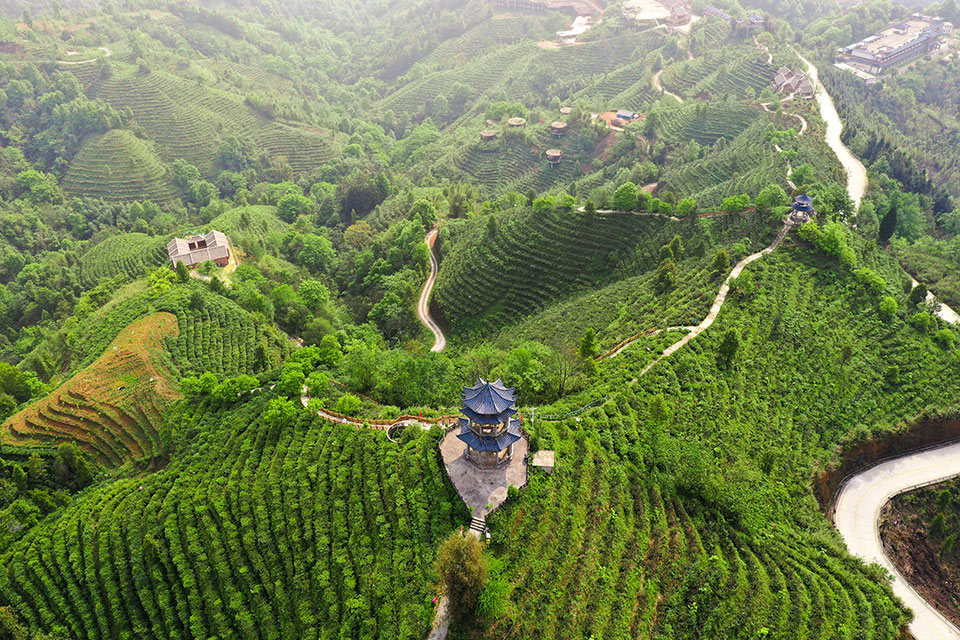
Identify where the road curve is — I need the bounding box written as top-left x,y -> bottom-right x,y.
417,227 -> 446,352
652,69 -> 684,103
796,52 -> 867,210
835,443 -> 960,640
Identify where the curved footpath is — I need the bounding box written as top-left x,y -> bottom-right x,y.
652,69 -> 684,103
57,46 -> 112,65
417,227 -> 446,352
800,53 -> 960,639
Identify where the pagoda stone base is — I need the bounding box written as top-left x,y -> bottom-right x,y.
440,430 -> 528,519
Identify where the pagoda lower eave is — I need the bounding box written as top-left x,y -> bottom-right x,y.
456,417 -> 523,452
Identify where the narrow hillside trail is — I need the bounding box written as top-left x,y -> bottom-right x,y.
631,222 -> 791,379
835,443 -> 960,640
57,46 -> 112,65
418,226 -> 447,352
652,69 -> 683,103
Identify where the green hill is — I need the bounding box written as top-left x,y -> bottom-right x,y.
79,232 -> 169,287
433,207 -> 776,338
63,130 -> 176,204
88,71 -> 339,174
0,398 -> 466,640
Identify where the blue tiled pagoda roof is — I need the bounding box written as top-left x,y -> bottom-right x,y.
457,418 -> 522,452
461,404 -> 517,425
793,194 -> 814,212
462,378 -> 517,417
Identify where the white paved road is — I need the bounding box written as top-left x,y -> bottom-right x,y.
417,227 -> 446,352
835,443 -> 960,640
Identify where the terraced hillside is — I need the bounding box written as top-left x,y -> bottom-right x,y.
88,71 -> 338,173
489,436 -> 908,640
79,233 -> 169,287
660,50 -> 776,100
63,130 -> 176,204
656,102 -> 764,146
0,402 -> 465,640
660,120 -> 786,208
433,208 -> 717,336
452,121 -> 587,196
483,240 -> 960,640
1,313 -> 180,466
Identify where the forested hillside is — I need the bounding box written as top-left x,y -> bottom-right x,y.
1,0 -> 960,638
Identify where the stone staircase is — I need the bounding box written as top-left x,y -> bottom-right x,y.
469,516 -> 486,537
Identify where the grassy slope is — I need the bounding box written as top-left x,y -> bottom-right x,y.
1,312 -> 180,465
478,239 -> 960,640
0,398 -> 467,640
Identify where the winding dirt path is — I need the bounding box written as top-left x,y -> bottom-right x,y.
835,444 -> 960,640
418,227 -> 446,352
652,69 -> 683,103
632,223 -> 791,378
57,46 -> 112,65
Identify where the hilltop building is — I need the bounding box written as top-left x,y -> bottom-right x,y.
167,230 -> 231,269
660,0 -> 692,25
788,194 -> 816,225
736,14 -> 764,29
457,378 -> 523,469
703,6 -> 731,20
837,14 -> 952,75
772,67 -> 814,99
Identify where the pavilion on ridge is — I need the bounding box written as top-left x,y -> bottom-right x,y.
457,378 -> 523,469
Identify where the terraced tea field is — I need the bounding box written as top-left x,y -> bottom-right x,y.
661,121 -> 786,207
656,102 -> 764,146
89,70 -> 338,173
434,209 -> 685,335
490,438 -> 908,639
1,313 -> 180,466
453,123 -> 582,196
0,402 -> 465,640
80,233 -> 169,287
63,130 -> 176,204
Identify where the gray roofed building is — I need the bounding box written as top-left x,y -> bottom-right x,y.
167,229 -> 231,269
457,378 -> 524,468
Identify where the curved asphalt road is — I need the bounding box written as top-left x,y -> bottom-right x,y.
835,443 -> 960,639
417,227 -> 446,352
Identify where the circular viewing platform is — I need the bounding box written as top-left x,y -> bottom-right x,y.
550,121 -> 568,136
507,117 -> 526,127
559,106 -> 572,115
546,149 -> 563,164
480,129 -> 498,142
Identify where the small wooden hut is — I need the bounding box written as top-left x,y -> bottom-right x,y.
507,117 -> 526,128
550,121 -> 568,136
546,149 -> 563,165
480,129 -> 498,142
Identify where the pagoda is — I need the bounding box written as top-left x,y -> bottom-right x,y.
457,378 -> 523,469
788,194 -> 816,225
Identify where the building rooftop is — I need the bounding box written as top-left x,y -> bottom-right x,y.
167,229 -> 230,267
841,15 -> 951,63
462,378 -> 517,416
